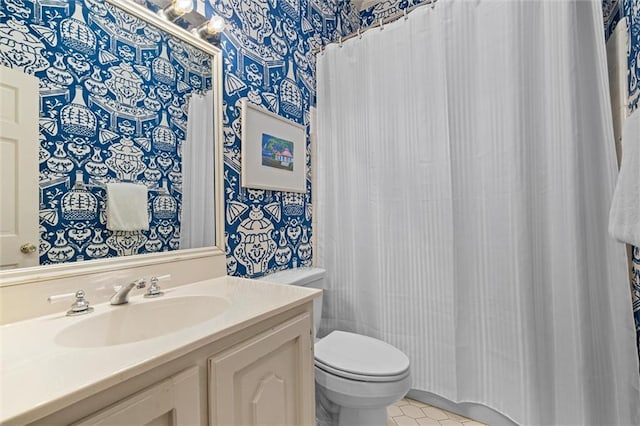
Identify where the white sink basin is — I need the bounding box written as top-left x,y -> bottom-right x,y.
55,296 -> 230,348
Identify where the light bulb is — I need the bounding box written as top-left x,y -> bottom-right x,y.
158,0 -> 193,21
173,0 -> 193,15
206,15 -> 225,34
192,15 -> 225,39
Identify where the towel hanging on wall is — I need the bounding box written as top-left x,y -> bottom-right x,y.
106,183 -> 149,232
609,110 -> 640,246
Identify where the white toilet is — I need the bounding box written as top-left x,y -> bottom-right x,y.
259,267 -> 411,426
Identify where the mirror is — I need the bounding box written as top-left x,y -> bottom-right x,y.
0,0 -> 223,271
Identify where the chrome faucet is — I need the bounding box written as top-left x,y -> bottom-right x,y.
110,279 -> 146,305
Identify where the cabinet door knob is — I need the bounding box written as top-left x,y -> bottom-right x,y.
20,243 -> 37,254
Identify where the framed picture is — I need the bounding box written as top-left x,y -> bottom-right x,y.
241,99 -> 306,193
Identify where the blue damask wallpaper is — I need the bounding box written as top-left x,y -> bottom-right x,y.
202,0 -> 358,277
0,0 -> 212,264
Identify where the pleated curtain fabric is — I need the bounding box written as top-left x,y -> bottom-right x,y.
180,90 -> 215,249
316,1 -> 640,425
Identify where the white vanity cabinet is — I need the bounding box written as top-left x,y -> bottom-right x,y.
21,298 -> 317,426
208,312 -> 314,425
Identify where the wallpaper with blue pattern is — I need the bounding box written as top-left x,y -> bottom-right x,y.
0,0 -> 212,265
201,0 -> 358,277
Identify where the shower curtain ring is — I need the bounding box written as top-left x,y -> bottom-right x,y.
357,28 -> 362,39
379,18 -> 384,30
431,0 -> 436,8
404,8 -> 408,20
339,36 -> 343,47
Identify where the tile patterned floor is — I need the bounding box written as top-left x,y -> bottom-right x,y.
387,398 -> 487,426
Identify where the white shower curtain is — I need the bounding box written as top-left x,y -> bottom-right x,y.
180,90 -> 215,249
316,1 -> 640,425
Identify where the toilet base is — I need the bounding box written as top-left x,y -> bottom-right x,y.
315,367 -> 411,426
316,387 -> 389,426
338,406 -> 387,426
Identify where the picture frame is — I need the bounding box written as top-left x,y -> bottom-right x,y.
241,99 -> 306,193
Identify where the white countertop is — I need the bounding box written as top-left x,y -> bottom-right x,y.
0,276 -> 320,425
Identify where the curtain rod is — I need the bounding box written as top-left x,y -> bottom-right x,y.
312,0 -> 437,55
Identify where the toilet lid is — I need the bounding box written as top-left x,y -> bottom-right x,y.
314,331 -> 410,380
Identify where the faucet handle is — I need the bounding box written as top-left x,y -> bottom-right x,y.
48,291 -> 77,303
48,290 -> 94,316
144,274 -> 170,298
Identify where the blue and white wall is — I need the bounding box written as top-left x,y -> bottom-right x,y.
0,0 -> 212,264
204,0 -> 358,277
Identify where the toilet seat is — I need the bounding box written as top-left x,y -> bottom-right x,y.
315,359 -> 410,382
315,331 -> 410,382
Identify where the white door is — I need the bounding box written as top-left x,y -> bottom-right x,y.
0,66 -> 39,269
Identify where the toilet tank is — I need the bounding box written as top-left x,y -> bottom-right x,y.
258,267 -> 325,337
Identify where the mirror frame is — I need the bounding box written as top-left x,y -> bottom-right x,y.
0,0 -> 225,287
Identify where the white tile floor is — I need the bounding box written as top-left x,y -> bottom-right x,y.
387,398 -> 487,426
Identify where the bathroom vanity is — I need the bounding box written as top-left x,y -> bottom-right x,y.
0,276 -> 320,425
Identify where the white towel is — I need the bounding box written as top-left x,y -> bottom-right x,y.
106,183 -> 149,232
609,110 -> 640,245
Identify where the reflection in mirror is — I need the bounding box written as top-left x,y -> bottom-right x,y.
0,0 -> 220,270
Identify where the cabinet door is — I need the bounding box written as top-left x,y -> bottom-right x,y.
74,367 -> 201,426
208,313 -> 314,426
